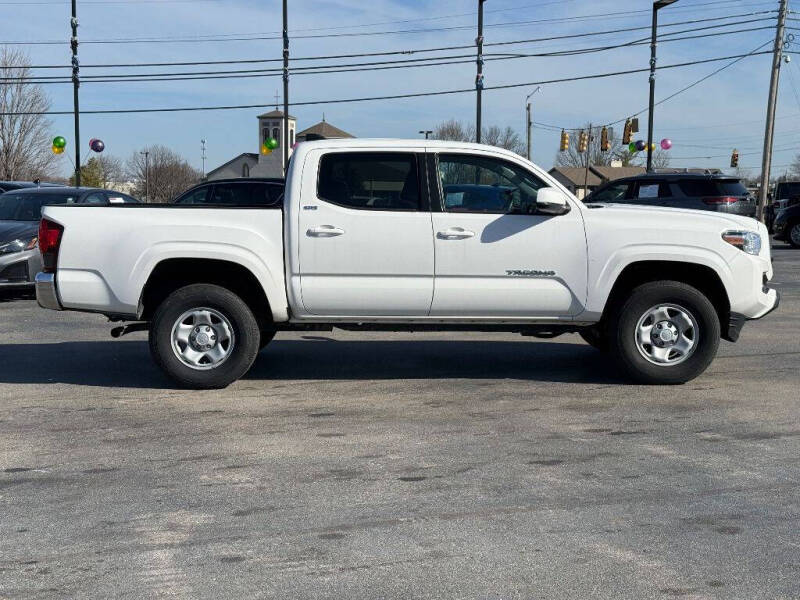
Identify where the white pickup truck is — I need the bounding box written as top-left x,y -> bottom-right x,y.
36,139 -> 779,388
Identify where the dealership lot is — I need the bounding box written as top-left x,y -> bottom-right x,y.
0,246 -> 798,599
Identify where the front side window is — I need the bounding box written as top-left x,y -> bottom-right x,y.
438,153 -> 545,214
590,182 -> 630,203
174,186 -> 210,204
317,152 -> 420,211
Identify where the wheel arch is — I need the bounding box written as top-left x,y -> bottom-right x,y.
600,260 -> 732,339
138,258 -> 276,327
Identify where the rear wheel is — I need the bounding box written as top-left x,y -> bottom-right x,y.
149,284 -> 260,389
789,221 -> 800,248
607,281 -> 720,384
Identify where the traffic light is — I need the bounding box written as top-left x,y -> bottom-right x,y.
600,126 -> 610,152
730,149 -> 739,168
622,119 -> 632,145
578,130 -> 588,153
559,129 -> 569,151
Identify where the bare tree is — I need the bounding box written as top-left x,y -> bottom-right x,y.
0,47 -> 57,181
432,119 -> 525,155
126,145 -> 201,203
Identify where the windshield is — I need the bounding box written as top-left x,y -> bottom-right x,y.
776,182 -> 800,199
0,193 -> 74,221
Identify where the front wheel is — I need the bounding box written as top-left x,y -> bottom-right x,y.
607,281 -> 720,384
149,284 -> 260,389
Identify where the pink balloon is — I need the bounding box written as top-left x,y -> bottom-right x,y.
660,138 -> 672,150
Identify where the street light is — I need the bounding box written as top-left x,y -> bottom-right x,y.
647,0 -> 678,172
525,86 -> 542,161
419,130 -> 433,139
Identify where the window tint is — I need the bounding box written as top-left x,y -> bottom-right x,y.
83,192 -> 107,204
174,186 -> 210,204
0,194 -> 72,220
590,182 -> 629,203
775,182 -> 800,199
318,152 -> 420,211
678,179 -> 745,197
438,153 -> 545,214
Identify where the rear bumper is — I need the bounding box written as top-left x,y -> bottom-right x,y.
35,272 -> 62,310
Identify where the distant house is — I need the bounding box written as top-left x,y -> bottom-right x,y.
548,164 -> 646,199
207,111 -> 353,181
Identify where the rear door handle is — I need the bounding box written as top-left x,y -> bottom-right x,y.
307,225 -> 345,237
437,227 -> 475,240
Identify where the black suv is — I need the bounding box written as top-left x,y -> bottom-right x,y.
587,173 -> 756,217
773,202 -> 800,248
173,178 -> 284,207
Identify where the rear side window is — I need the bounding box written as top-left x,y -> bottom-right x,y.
174,186 -> 210,204
318,152 -> 420,211
633,181 -> 671,199
679,179 -> 746,197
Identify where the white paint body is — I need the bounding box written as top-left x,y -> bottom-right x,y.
41,139 -> 777,327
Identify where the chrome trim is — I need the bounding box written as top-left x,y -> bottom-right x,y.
35,272 -> 62,310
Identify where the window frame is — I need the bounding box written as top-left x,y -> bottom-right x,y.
315,151 -> 427,212
432,151 -> 548,215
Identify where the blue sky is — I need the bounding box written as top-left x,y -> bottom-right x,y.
4,0 -> 795,177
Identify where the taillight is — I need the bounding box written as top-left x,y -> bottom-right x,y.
702,196 -> 739,205
38,218 -> 64,273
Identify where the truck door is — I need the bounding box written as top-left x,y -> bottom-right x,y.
429,150 -> 587,318
297,149 -> 434,316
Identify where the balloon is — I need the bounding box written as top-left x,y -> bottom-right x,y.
265,137 -> 278,150
628,142 -> 637,153
650,142 -> 656,152
660,138 -> 672,150
90,139 -> 105,153
291,142 -> 299,150
52,145 -> 64,155
260,145 -> 272,155
52,136 -> 66,149
635,140 -> 646,151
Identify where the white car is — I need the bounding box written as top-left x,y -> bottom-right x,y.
36,139 -> 779,388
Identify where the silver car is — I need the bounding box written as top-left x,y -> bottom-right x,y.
0,187 -> 138,288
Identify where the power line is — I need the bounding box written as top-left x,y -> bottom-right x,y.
0,51 -> 773,116
5,25 -> 774,86
0,7 -> 776,45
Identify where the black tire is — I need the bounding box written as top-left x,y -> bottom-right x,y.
607,281 -> 720,385
788,221 -> 800,248
149,284 -> 260,389
259,329 -> 277,350
579,326 -> 608,351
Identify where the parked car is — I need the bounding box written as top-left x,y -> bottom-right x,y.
0,181 -> 62,194
773,202 -> 800,247
36,140 -> 778,388
0,187 -> 137,288
172,178 -> 284,206
587,173 -> 756,217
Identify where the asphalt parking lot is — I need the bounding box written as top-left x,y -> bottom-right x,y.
0,245 -> 798,600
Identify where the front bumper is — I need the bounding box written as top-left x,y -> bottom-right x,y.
0,248 -> 41,287
726,289 -> 780,342
35,272 -> 62,310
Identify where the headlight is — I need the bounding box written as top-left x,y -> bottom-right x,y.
722,230 -> 761,255
0,237 -> 38,255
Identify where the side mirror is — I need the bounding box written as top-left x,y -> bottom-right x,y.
536,187 -> 571,216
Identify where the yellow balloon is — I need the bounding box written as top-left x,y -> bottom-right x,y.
52,145 -> 64,154
260,145 -> 272,155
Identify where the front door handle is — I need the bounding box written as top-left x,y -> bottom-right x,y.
307,225 -> 345,237
437,227 -> 475,240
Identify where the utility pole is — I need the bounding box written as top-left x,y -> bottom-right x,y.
525,86 -> 541,161
140,151 -> 149,202
475,0 -> 485,144
647,0 -> 678,172
70,0 -> 81,187
282,0 -> 290,175
419,130 -> 432,139
758,0 -> 789,222
583,124 -> 593,199
201,139 -> 206,178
